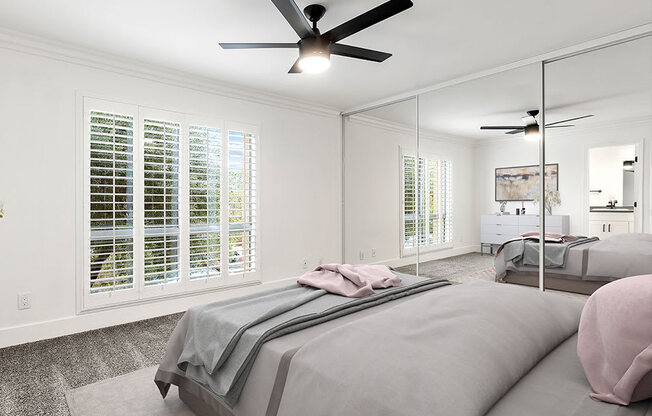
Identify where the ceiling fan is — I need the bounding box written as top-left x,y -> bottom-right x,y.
219,0 -> 414,74
480,110 -> 594,138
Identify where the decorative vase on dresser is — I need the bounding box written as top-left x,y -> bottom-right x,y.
480,214 -> 570,255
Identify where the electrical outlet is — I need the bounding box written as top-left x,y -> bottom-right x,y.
17,292 -> 31,310
371,248 -> 377,258
359,250 -> 365,260
302,257 -> 308,269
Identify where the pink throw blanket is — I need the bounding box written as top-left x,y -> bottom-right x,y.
495,232 -> 581,256
297,264 -> 401,298
577,275 -> 652,405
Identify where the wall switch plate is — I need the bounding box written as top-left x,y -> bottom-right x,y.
302,258 -> 308,269
371,248 -> 377,257
17,292 -> 31,310
359,251 -> 365,260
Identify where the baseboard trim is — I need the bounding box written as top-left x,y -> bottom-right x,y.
0,277 -> 296,349
376,244 -> 481,268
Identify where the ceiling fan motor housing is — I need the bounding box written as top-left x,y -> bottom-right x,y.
299,36 -> 331,58
524,124 -> 540,135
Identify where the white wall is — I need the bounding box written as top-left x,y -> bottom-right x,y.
343,117 -> 476,267
0,46 -> 341,347
473,120 -> 652,236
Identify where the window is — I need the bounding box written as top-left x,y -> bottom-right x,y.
143,118 -> 181,287
188,125 -> 222,280
402,152 -> 452,253
228,130 -> 257,274
88,111 -> 135,294
82,98 -> 259,308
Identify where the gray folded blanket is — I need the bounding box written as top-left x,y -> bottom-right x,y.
177,285 -> 327,374
502,237 -> 598,268
166,273 -> 450,406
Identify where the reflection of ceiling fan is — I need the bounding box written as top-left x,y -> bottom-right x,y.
480,110 -> 594,137
219,0 -> 413,74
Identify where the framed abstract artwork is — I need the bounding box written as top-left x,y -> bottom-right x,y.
495,164 -> 558,201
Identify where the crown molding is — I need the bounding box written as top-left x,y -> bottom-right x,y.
0,27 -> 340,118
346,114 -> 475,146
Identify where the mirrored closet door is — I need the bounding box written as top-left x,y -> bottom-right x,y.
542,35 -> 652,293
412,64 -> 542,285
342,98 -> 418,275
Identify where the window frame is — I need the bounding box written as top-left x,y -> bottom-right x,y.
399,147 -> 454,258
80,97 -> 260,310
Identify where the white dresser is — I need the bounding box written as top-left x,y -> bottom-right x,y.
480,214 -> 570,254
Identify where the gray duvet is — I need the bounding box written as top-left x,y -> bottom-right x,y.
586,233 -> 652,278
156,279 -> 652,416
496,233 -> 652,282
158,273 -> 450,407
276,280 -> 584,416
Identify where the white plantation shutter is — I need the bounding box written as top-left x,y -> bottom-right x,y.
83,98 -> 260,308
188,125 -> 221,280
402,152 -> 453,252
440,160 -> 453,243
88,111 -> 135,294
417,157 -> 429,246
228,129 -> 257,274
143,118 -> 181,286
402,155 -> 417,249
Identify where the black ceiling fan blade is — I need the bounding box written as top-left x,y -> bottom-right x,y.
329,43 -> 392,62
546,114 -> 593,127
219,43 -> 299,49
271,0 -> 314,39
506,129 -> 525,135
480,126 -> 524,130
288,58 -> 302,73
322,0 -> 414,43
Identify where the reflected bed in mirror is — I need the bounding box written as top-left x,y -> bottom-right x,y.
495,233 -> 652,295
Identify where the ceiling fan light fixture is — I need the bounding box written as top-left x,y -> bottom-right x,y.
298,50 -> 330,74
524,124 -> 540,140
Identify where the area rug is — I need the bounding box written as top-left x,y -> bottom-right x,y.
65,366 -> 191,416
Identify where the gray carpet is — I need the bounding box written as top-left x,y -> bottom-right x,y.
0,313 -> 183,416
396,252 -> 496,283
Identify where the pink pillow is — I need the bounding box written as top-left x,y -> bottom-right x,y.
577,275 -> 652,405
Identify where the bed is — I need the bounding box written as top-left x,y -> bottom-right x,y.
155,275 -> 652,416
494,233 -> 652,295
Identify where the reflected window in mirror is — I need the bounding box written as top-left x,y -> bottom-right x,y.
402,151 -> 453,254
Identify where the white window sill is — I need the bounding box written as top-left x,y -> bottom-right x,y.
79,278 -> 261,314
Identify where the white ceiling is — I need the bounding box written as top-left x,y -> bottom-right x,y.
0,0 -> 650,109
362,35 -> 652,141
